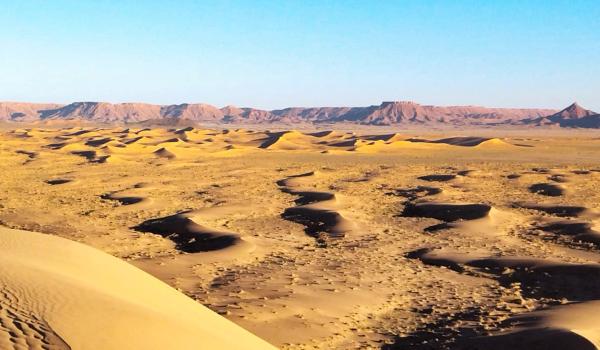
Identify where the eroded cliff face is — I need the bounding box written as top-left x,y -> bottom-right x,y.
4,100 -> 597,127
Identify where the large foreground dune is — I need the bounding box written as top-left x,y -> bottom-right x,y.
0,226 -> 275,350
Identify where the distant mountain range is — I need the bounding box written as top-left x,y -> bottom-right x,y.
0,100 -> 598,128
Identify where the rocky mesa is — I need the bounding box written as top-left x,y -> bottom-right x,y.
1,100 -> 598,128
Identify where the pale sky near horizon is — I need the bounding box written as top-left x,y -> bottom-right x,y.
1,0 -> 598,111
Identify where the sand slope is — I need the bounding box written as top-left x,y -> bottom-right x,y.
0,227 -> 276,350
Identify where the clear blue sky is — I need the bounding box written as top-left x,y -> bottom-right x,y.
1,0 -> 598,111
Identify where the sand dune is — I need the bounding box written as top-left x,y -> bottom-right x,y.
514,202 -> 597,218
529,182 -> 565,196
535,219 -> 600,246
402,202 -> 492,222
260,131 -> 323,150
386,185 -> 443,200
549,174 -> 570,183
153,147 -> 177,159
101,189 -> 153,210
406,136 -> 513,147
469,301 -> 600,350
134,206 -> 255,255
135,210 -> 244,253
0,226 -> 275,349
278,172 -> 358,243
418,174 -> 457,182
45,178 -> 73,185
406,248 -> 600,348
1,126 -> 542,156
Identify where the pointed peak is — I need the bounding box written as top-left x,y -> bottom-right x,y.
565,102 -> 582,110
551,102 -> 595,120
221,104 -> 242,112
220,105 -> 244,116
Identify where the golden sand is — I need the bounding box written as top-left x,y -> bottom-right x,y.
1,127 -> 600,349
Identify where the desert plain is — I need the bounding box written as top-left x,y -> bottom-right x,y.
1,126 -> 600,349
